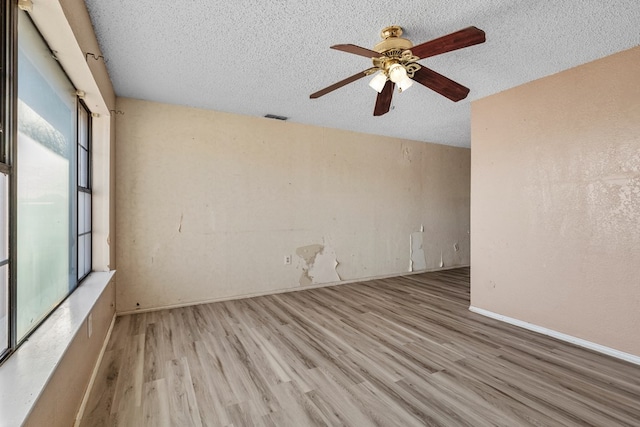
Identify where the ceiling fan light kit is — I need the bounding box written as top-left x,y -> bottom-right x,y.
371,26 -> 417,93
397,74 -> 413,92
368,71 -> 387,93
310,25 -> 486,116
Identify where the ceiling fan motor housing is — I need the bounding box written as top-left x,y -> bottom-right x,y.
372,26 -> 419,80
374,26 -> 413,53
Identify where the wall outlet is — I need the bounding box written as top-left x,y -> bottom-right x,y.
87,313 -> 93,338
284,255 -> 292,265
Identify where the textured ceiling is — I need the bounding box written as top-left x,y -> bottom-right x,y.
83,0 -> 640,147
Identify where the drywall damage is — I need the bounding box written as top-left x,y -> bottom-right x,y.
295,244 -> 340,286
409,226 -> 427,272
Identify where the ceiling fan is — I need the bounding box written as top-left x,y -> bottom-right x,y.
310,26 -> 485,116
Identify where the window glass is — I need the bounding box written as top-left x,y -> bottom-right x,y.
0,173 -> 8,354
0,264 -> 8,355
16,12 -> 77,339
78,101 -> 92,280
0,173 -> 7,262
78,105 -> 89,187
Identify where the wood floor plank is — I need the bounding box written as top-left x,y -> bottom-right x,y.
190,339 -> 232,426
79,348 -> 123,426
141,379 -> 171,427
81,267 -> 640,426
165,357 -> 203,427
425,366 -> 564,426
265,380 -> 328,427
223,332 -> 281,417
143,322 -> 164,383
110,333 -> 144,416
303,367 -> 380,427
349,380 -> 425,427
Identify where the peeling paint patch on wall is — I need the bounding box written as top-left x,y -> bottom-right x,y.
409,227 -> 427,272
296,244 -> 340,286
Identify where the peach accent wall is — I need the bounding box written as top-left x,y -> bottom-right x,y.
471,46 -> 640,356
115,97 -> 471,313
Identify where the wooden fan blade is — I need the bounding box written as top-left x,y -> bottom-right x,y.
412,67 -> 470,102
310,68 -> 377,99
331,44 -> 381,59
374,80 -> 395,116
411,26 -> 485,59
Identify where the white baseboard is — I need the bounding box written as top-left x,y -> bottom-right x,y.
469,306 -> 640,366
117,265 -> 469,316
74,313 -> 117,426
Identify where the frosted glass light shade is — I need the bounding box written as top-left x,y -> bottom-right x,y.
388,63 -> 407,83
369,72 -> 387,93
398,76 -> 413,92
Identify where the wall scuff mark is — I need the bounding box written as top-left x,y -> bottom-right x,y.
178,213 -> 183,233
402,144 -> 413,163
296,244 -> 340,286
409,225 -> 427,272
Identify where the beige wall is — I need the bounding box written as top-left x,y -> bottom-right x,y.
115,97 -> 470,312
471,46 -> 640,356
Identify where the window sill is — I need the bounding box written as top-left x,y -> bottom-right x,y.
0,271 -> 115,427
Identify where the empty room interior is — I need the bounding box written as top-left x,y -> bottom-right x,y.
1,0 -> 639,426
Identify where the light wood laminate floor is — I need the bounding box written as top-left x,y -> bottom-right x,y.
80,268 -> 640,426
